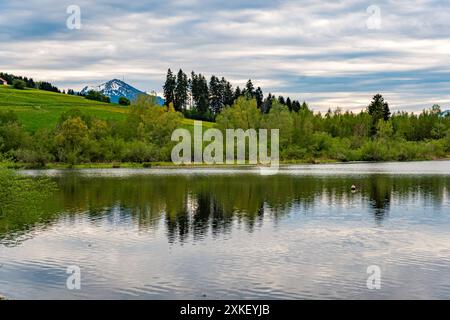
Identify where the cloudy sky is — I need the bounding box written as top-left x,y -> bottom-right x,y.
1,0 -> 450,112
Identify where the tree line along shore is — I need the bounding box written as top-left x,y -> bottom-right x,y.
1,70 -> 449,167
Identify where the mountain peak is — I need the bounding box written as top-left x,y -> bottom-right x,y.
80,79 -> 164,105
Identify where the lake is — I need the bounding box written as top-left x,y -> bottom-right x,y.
1,161 -> 450,299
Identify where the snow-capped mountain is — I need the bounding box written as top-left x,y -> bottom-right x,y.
442,110 -> 450,117
80,79 -> 164,105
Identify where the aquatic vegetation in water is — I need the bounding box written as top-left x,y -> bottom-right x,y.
0,169 -> 57,240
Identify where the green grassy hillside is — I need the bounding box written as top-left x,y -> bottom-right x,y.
0,86 -> 128,131
0,85 -> 211,131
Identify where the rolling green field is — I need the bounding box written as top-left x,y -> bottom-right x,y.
0,85 -> 212,131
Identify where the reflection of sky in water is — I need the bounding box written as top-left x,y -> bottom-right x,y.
1,162 -> 450,299
19,160 -> 450,178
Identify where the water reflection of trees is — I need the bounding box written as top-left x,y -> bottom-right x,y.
367,175 -> 392,223
1,173 -> 449,244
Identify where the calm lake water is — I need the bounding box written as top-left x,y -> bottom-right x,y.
1,161 -> 450,299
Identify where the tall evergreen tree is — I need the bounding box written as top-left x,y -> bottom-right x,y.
367,94 -> 390,136
261,93 -> 273,114
382,103 -> 391,121
198,74 -> 209,115
234,86 -> 242,101
190,72 -> 199,109
222,78 -> 234,106
243,79 -> 255,98
255,87 -> 264,109
209,75 -> 223,115
163,68 -> 176,107
174,69 -> 188,112
190,72 -> 209,115
292,100 -> 301,112
286,97 -> 292,111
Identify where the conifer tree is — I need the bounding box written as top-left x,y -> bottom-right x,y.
244,79 -> 255,98
261,93 -> 273,114
286,97 -> 292,111
209,75 -> 223,114
222,78 -> 234,106
234,86 -> 242,101
367,94 -> 390,136
255,87 -> 264,109
190,72 -> 209,115
163,68 -> 176,107
174,69 -> 188,112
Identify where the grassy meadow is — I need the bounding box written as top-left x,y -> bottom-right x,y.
0,85 -> 209,132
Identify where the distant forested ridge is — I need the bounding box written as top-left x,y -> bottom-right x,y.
0,72 -> 61,93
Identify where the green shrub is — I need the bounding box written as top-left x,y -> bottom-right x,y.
360,140 -> 392,161
80,139 -> 103,163
281,145 -> 307,160
309,132 -> 333,157
124,140 -> 158,163
0,123 -> 30,153
100,137 -> 126,162
327,138 -> 357,162
13,149 -> 54,168
12,79 -> 26,90
119,97 -> 131,106
445,130 -> 450,152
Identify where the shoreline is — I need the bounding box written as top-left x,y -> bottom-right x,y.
1,157 -> 449,170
